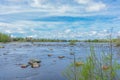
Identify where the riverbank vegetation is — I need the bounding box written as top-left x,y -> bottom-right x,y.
115,36 -> 120,47
0,32 -> 11,42
63,39 -> 120,80
0,32 -> 120,47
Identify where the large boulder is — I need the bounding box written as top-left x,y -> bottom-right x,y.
28,59 -> 41,65
28,59 -> 41,68
31,62 -> 40,68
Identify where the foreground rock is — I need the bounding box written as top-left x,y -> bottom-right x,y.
21,59 -> 41,68
28,59 -> 41,64
75,62 -> 84,67
0,46 -> 4,48
58,56 -> 65,59
31,62 -> 40,68
102,65 -> 109,70
49,48 -> 53,50
21,64 -> 29,68
48,54 -> 53,57
28,59 -> 41,68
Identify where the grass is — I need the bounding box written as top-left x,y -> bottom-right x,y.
63,28 -> 120,80
63,30 -> 120,80
63,46 -> 120,80
0,32 -> 11,42
115,38 -> 120,47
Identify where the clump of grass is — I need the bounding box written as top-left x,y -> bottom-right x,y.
63,46 -> 120,80
63,28 -> 120,80
0,32 -> 11,42
115,39 -> 120,47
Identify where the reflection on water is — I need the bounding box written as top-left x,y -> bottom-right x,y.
0,42 -> 120,80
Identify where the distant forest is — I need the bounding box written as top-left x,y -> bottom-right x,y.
0,32 -> 120,46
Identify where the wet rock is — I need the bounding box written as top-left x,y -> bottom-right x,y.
75,62 -> 84,67
28,59 -> 41,68
15,63 -> 22,65
58,56 -> 65,59
21,64 -> 29,68
70,52 -> 74,55
102,65 -> 109,70
3,53 -> 8,55
48,54 -> 52,57
28,59 -> 41,65
0,46 -> 4,48
31,62 -> 40,68
49,48 -> 53,50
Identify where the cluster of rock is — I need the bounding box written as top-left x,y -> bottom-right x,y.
21,59 -> 41,68
0,46 -> 4,48
20,53 -> 67,69
47,54 -> 65,59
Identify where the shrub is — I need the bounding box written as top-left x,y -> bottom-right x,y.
0,32 -> 11,42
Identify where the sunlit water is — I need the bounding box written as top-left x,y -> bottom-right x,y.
0,42 -> 120,80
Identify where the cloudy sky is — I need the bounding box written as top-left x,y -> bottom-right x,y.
0,0 -> 120,39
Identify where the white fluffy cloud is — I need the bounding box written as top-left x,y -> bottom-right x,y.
30,0 -> 47,8
75,0 -> 106,12
86,2 -> 106,12
65,29 -> 71,33
0,0 -> 107,15
0,0 -> 119,39
75,0 -> 91,4
0,21 -> 119,39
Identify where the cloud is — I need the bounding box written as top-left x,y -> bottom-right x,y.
75,0 -> 91,4
86,2 -> 106,12
118,31 -> 120,36
30,0 -> 46,8
0,0 -> 119,39
0,20 -> 119,39
65,29 -> 71,33
0,0 -> 107,15
75,0 -> 106,12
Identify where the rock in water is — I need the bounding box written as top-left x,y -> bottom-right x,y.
58,56 -> 65,59
31,62 -> 40,68
28,59 -> 41,65
75,62 -> 84,67
48,54 -> 52,57
0,46 -> 4,48
21,64 -> 29,68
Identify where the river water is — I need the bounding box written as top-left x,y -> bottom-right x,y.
0,42 -> 120,80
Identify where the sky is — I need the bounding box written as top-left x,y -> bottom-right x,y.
0,0 -> 120,40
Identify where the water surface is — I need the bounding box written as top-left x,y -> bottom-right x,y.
0,42 -> 120,80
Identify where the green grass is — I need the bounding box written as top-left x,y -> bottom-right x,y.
63,46 -> 120,80
115,39 -> 120,47
0,32 -> 11,42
